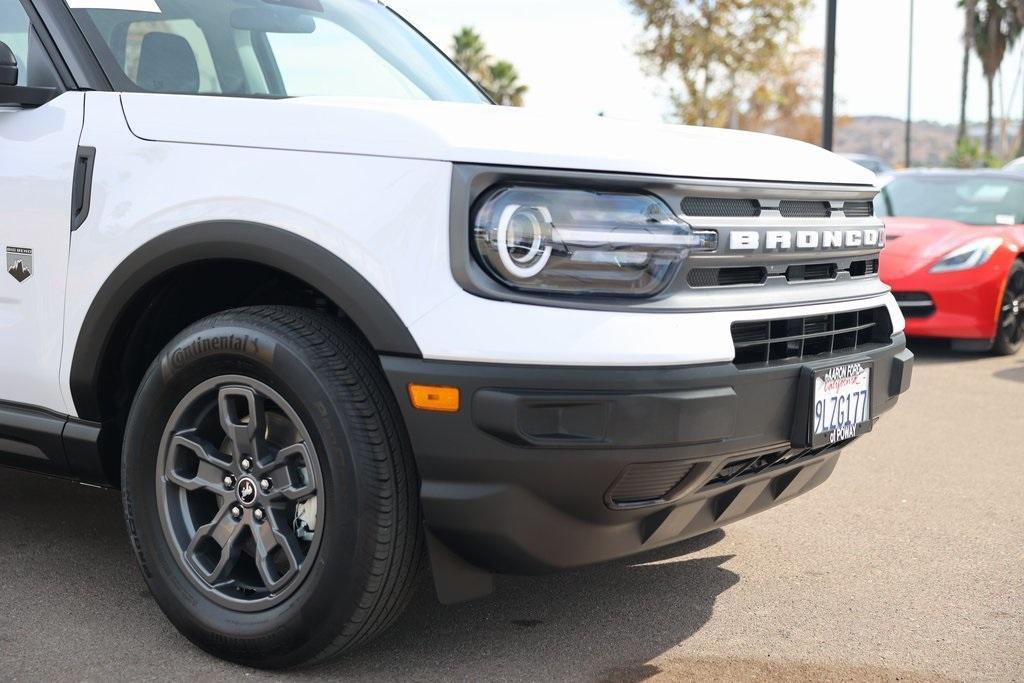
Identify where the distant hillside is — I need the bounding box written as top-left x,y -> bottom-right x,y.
834,116 -> 1007,168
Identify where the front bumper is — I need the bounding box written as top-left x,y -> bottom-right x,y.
888,265 -> 1005,341
382,334 -> 912,580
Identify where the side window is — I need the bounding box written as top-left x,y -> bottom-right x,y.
122,19 -> 222,93
0,0 -> 59,88
0,0 -> 29,86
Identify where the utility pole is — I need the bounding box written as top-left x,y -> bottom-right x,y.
905,0 -> 915,168
823,0 -> 837,150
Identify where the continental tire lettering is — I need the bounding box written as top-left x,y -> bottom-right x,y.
161,334 -> 276,381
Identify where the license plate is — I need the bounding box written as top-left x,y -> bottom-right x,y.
811,362 -> 871,445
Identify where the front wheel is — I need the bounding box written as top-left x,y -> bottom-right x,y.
122,306 -> 422,668
993,261 -> 1024,356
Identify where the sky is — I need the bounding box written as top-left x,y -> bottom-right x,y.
386,0 -> 1021,127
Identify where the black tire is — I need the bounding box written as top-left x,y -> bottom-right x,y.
122,306 -> 422,668
993,260 -> 1024,356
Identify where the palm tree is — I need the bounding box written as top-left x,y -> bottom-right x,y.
451,27 -> 489,83
487,61 -> 529,106
958,0 -> 978,145
973,0 -> 1017,155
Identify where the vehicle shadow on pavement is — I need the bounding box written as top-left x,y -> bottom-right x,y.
318,532 -> 738,680
993,360 -> 1024,383
0,468 -> 738,681
905,338 -> 989,365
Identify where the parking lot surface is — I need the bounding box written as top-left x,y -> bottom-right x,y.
0,340 -> 1021,682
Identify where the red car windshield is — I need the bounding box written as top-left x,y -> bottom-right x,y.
876,175 -> 1024,226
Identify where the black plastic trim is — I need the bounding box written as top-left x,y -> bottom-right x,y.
70,221 -> 422,421
0,84 -> 56,106
380,334 -> 910,574
71,146 -> 95,231
0,400 -> 108,484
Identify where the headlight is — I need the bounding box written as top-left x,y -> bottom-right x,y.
472,186 -> 716,297
929,237 -> 1004,273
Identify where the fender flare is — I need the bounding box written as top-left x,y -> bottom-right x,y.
69,220 -> 422,421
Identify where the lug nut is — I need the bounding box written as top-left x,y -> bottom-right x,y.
260,478 -> 272,493
253,508 -> 265,522
230,506 -> 243,520
241,458 -> 253,472
223,476 -> 235,490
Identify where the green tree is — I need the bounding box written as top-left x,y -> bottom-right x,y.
449,27 -> 528,106
451,26 -> 489,83
628,0 -> 812,128
972,0 -> 1018,155
487,61 -> 528,106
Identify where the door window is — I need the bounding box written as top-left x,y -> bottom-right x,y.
0,0 -> 29,85
0,0 -> 59,88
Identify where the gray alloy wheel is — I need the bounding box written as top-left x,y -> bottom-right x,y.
156,376 -> 325,611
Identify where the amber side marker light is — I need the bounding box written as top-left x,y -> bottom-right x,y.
408,384 -> 461,413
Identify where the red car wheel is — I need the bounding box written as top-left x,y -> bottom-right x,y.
994,261 -> 1024,356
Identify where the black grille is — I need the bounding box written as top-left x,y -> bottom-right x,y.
607,461 -> 695,507
778,200 -> 831,218
731,306 -> 892,366
787,263 -> 838,282
704,443 -> 847,489
688,266 -> 767,288
894,292 -> 936,319
843,201 -> 874,218
681,197 -> 761,217
849,258 -> 879,277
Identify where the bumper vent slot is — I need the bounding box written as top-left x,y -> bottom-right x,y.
681,197 -> 761,217
894,291 -> 936,318
779,200 -> 831,218
731,306 -> 892,366
843,201 -> 874,218
688,266 -> 767,288
787,263 -> 838,282
608,461 -> 694,507
704,443 -> 847,489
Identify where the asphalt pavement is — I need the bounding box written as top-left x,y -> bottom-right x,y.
0,340 -> 1021,682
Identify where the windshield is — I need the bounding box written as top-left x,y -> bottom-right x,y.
875,174 -> 1024,226
65,0 -> 487,103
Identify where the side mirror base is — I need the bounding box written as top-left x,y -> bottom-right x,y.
0,85 -> 57,108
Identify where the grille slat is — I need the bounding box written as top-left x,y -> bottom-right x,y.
843,201 -> 874,218
778,200 -> 832,218
849,258 -> 879,277
688,266 -> 767,288
731,307 -> 892,366
681,197 -> 761,217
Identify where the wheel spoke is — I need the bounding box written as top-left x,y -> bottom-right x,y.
265,443 -> 317,501
251,513 -> 303,592
166,433 -> 231,493
185,505 -> 245,585
218,386 -> 270,464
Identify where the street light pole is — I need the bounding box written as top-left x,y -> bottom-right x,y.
823,0 -> 837,150
905,0 -> 915,168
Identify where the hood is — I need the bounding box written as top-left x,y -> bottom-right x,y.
881,217 -> 1007,279
120,94 -> 874,186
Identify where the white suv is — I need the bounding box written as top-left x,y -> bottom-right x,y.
0,0 -> 912,668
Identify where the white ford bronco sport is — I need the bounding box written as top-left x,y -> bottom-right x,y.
0,0 -> 913,668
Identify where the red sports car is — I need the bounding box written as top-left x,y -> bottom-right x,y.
877,170 -> 1024,355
